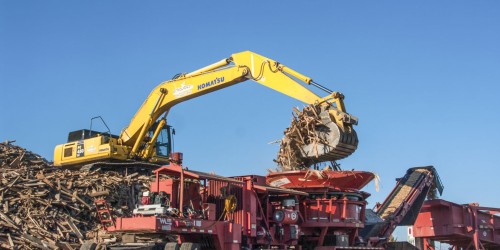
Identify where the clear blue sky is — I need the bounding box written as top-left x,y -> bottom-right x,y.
1,0 -> 499,214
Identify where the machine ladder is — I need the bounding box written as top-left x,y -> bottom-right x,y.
94,199 -> 115,230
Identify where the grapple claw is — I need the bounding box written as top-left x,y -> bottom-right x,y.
276,104 -> 358,170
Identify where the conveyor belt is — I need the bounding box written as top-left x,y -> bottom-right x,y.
360,166 -> 443,246
377,168 -> 430,220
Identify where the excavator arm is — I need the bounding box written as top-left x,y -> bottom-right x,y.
54,51 -> 358,167
122,51 -> 357,160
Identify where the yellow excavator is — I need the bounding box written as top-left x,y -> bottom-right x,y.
53,51 -> 358,169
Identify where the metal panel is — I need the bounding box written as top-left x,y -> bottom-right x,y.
414,199 -> 500,249
207,180 -> 245,229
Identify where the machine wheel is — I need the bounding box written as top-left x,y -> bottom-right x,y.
80,242 -> 97,250
179,243 -> 201,250
165,242 -> 180,250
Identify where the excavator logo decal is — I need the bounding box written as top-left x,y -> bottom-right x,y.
197,77 -> 225,91
173,83 -> 194,98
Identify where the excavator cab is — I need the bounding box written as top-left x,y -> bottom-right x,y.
147,122 -> 173,158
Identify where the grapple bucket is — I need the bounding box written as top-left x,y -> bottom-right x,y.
276,104 -> 358,170
300,109 -> 358,162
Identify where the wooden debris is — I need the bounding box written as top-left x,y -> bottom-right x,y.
276,104 -> 332,171
0,142 -> 153,249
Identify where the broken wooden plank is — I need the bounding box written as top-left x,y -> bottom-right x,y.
0,211 -> 19,230
89,190 -> 110,197
65,219 -> 84,240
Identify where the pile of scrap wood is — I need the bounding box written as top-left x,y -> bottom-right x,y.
276,104 -> 338,171
0,142 -> 151,249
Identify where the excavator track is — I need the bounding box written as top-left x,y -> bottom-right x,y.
79,161 -> 162,175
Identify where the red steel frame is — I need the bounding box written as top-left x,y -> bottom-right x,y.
101,163 -> 384,249
413,199 -> 500,250
108,163 -> 247,249
97,162 -> 439,249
